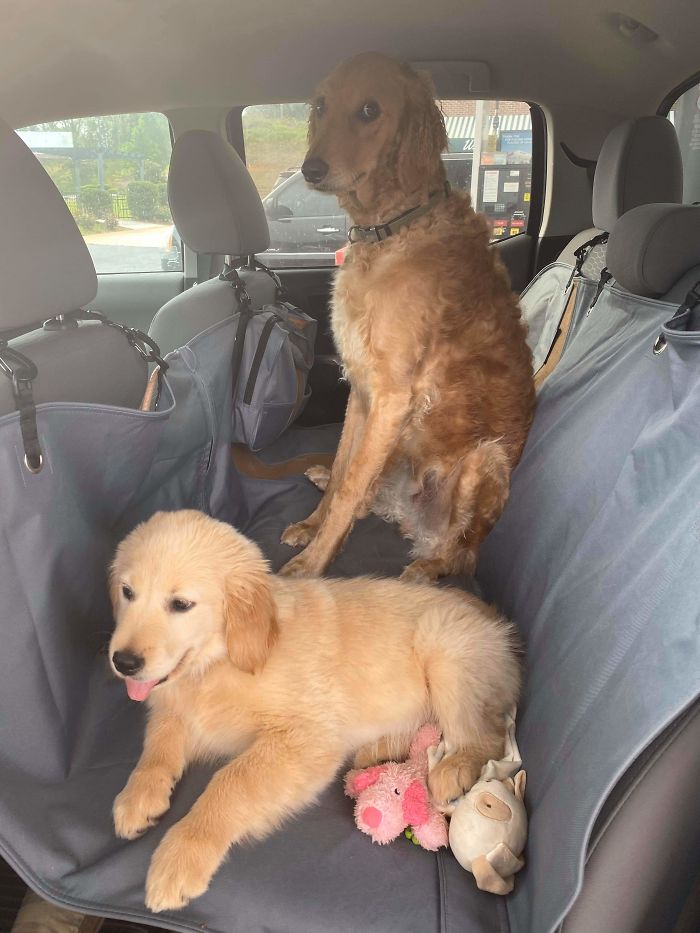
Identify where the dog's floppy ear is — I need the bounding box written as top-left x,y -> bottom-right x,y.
397,67 -> 447,193
223,550 -> 278,674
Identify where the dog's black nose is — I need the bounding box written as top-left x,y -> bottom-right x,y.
301,157 -> 329,184
112,650 -> 144,676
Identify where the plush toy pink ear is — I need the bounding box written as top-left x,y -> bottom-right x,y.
402,779 -> 430,825
344,765 -> 387,798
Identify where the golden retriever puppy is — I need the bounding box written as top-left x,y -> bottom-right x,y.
109,510 -> 520,912
280,52 -> 535,583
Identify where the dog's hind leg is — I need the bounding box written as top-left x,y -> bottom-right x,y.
401,439 -> 511,583
353,732 -> 414,769
419,602 -> 520,806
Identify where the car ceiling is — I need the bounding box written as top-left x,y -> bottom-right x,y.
1,0 -> 698,127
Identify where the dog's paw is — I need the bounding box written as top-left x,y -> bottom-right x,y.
305,465 -> 331,491
280,521 -> 317,548
113,769 -> 174,840
278,550 -> 322,578
428,753 -> 481,806
146,821 -> 221,913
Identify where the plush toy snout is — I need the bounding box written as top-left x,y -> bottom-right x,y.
361,806 -> 383,829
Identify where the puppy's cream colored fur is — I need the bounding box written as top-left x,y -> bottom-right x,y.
109,510 -> 520,912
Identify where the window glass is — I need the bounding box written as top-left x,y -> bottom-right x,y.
18,113 -> 181,274
241,99 -> 533,268
668,82 -> 700,204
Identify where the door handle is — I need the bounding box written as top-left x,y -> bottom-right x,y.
317,226 -> 340,234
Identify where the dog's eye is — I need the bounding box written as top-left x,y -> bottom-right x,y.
169,597 -> 194,613
358,101 -> 380,123
393,787 -> 401,795
314,97 -> 326,117
121,584 -> 134,601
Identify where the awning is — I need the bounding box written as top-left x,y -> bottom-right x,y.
444,113 -> 532,138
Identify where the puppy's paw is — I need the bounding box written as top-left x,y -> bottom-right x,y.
305,465 -> 331,491
114,769 -> 174,840
280,521 -> 317,548
146,821 -> 221,913
428,753 -> 481,806
278,551 -> 322,578
400,559 -> 440,584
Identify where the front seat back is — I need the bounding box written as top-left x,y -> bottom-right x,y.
0,120 -> 147,422
149,130 -> 279,355
557,115 -> 683,274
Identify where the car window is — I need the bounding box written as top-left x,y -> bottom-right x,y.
667,81 -> 700,204
17,113 -> 182,275
241,99 -> 534,268
275,174 -> 341,217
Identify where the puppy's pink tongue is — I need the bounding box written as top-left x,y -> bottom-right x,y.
125,678 -> 160,702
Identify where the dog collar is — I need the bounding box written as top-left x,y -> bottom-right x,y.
347,182 -> 451,244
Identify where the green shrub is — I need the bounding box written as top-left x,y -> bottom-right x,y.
155,181 -> 168,208
127,180 -> 158,220
143,159 -> 166,183
78,185 -> 114,221
151,204 -> 172,224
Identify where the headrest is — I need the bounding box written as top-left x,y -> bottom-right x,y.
0,120 -> 97,331
592,116 -> 682,232
168,130 -> 270,257
606,203 -> 700,298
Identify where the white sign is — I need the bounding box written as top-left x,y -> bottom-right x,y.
482,170 -> 499,203
503,182 -> 519,192
17,131 -> 74,149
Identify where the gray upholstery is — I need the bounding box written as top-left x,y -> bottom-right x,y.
0,119 -> 97,330
0,120 -> 146,418
150,267 -> 277,356
152,131 -> 278,354
660,261 -> 700,305
478,275 -> 700,933
168,130 -> 270,257
556,227 -> 600,267
562,701 -> 700,933
0,323 -> 147,416
591,116 -> 682,233
555,116 -> 683,271
606,203 -> 700,297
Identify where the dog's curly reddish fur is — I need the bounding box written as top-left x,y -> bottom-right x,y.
280,52 -> 535,582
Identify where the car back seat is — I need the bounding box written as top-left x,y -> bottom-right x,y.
148,130 -> 278,356
479,200 -> 700,933
1,122 -> 698,933
239,201 -> 700,933
0,119 -> 147,420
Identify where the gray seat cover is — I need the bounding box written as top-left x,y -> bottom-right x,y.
478,274 -> 700,932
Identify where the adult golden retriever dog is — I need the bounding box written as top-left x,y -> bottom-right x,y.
109,510 -> 520,912
280,53 -> 535,582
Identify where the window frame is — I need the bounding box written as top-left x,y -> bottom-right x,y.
657,69 -> 700,117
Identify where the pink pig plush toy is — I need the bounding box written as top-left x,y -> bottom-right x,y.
344,724 -> 448,851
